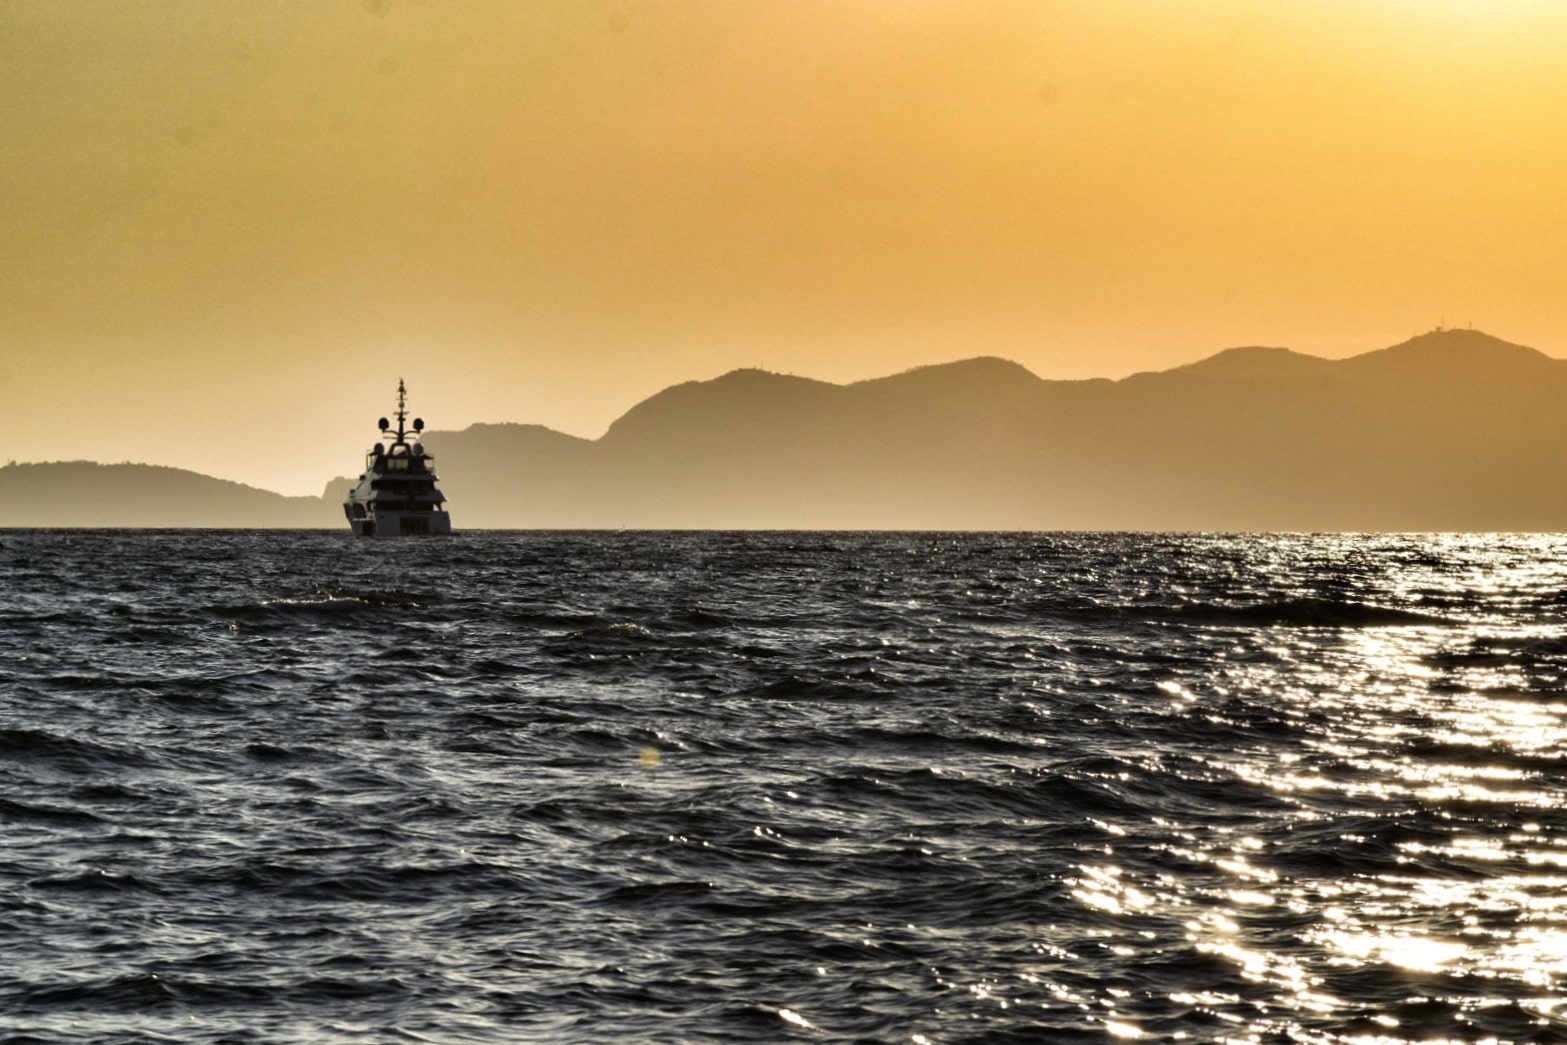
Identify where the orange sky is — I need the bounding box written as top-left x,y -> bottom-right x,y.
4,1 -> 1566,495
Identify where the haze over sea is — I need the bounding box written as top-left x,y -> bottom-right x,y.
4,530 -> 1566,1043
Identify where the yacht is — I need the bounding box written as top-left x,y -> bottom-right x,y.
343,380 -> 453,537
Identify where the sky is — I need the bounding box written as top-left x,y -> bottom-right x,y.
4,0 -> 1566,495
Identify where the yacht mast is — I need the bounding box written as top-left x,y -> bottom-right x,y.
393,378 -> 409,444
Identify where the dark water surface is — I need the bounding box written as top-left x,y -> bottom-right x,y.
3,530 -> 1566,1043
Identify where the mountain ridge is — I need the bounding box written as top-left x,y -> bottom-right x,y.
0,461 -> 335,528
6,329 -> 1565,530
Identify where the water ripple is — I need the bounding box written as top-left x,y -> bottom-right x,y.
2,530 -> 1566,1042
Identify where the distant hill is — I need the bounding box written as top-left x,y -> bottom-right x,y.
7,329 -> 1567,530
419,329 -> 1567,531
0,462 -> 338,528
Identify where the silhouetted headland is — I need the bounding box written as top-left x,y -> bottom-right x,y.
0,462 -> 335,528
6,329 -> 1565,530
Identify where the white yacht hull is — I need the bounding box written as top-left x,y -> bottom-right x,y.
343,503 -> 452,538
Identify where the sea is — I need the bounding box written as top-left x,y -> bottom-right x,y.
3,530 -> 1566,1044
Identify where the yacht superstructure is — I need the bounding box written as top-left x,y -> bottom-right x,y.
343,380 -> 452,537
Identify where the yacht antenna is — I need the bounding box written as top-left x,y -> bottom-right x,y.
393,378 -> 409,444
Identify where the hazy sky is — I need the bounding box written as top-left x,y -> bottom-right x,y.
5,1 -> 1566,494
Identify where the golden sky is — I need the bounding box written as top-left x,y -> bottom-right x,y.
4,1 -> 1566,494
